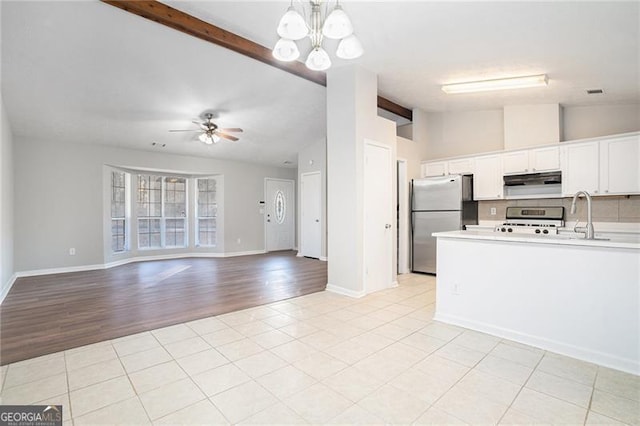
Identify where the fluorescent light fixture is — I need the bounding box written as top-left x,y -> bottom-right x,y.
441,74 -> 548,94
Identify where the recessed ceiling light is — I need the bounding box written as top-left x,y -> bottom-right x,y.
442,74 -> 549,94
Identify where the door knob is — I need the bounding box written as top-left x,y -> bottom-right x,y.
315,219 -> 320,222
385,224 -> 392,229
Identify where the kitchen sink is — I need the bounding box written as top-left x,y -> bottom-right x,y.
553,234 -> 610,241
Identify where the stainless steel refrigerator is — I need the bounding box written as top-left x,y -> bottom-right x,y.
411,175 -> 477,274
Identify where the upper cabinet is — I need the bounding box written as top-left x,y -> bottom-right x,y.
502,151 -> 529,174
561,134 -> 640,196
473,155 -> 503,200
530,146 -> 561,172
561,142 -> 600,196
448,158 -> 475,175
599,135 -> 640,195
503,146 -> 560,175
420,132 -> 639,200
422,161 -> 448,177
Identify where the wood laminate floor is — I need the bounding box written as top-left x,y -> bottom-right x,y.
0,251 -> 327,365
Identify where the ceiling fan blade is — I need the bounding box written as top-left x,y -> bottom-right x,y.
218,128 -> 243,133
216,132 -> 239,141
169,129 -> 200,132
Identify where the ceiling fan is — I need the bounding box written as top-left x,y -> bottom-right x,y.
169,113 -> 243,144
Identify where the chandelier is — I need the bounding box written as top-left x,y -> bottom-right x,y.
272,1 -> 364,71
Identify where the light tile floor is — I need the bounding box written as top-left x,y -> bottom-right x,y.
1,273 -> 638,425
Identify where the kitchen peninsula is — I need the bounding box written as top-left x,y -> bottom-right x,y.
433,230 -> 640,375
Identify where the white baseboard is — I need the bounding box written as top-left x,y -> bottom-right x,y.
0,273 -> 18,305
435,312 -> 640,376
9,249 -> 266,288
391,280 -> 399,288
16,263 -> 107,278
326,283 -> 366,299
294,252 -> 327,261
223,250 -> 266,257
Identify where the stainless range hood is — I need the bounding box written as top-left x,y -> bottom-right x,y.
504,171 -> 562,186
503,171 -> 562,199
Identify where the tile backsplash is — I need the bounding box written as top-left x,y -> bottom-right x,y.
479,195 -> 640,223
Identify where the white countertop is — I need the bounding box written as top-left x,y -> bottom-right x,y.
433,230 -> 640,250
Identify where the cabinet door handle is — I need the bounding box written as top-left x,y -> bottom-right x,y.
532,168 -> 536,171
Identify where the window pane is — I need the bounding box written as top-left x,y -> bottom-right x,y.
197,178 -> 217,246
150,233 -> 161,247
138,233 -> 149,249
111,172 -> 127,253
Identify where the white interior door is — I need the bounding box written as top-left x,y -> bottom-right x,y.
265,178 -> 294,251
300,172 -> 321,259
364,141 -> 393,294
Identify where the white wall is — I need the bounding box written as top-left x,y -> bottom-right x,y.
504,104 -> 562,150
297,138 -> 327,259
563,104 -> 640,141
13,138 -> 295,272
0,95 -> 15,300
420,103 -> 640,160
423,109 -> 504,160
397,136 -> 422,182
327,65 -> 396,296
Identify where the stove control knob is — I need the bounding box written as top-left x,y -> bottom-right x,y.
501,227 -> 506,232
507,228 -> 513,233
543,229 -> 549,234
535,229 -> 541,234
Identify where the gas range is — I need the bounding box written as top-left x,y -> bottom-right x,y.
494,206 -> 565,236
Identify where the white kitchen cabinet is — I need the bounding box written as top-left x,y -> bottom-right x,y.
446,158 -> 474,175
600,135 -> 640,195
561,142 -> 599,196
503,146 -> 560,174
502,151 -> 530,174
422,161 -> 448,177
473,154 -> 503,200
530,146 -> 561,172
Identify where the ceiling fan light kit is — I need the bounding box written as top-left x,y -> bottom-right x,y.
273,0 -> 363,71
199,132 -> 220,145
442,74 -> 549,94
169,113 -> 243,145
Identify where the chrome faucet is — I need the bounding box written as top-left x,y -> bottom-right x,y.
570,190 -> 595,239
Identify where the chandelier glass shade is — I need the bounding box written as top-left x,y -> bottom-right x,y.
273,1 -> 363,71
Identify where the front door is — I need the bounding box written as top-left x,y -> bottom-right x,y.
265,178 -> 295,251
364,141 -> 393,293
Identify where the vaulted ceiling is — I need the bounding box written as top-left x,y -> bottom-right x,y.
2,1 -> 638,167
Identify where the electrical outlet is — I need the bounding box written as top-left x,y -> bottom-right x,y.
69,248 -> 76,256
490,207 -> 497,216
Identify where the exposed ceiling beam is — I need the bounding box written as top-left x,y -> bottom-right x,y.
377,96 -> 413,122
101,0 -> 413,122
